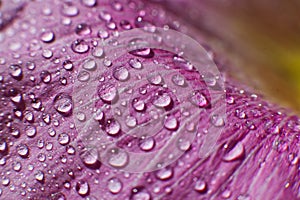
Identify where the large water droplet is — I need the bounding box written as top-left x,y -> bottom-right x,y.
75,23 -> 92,35
164,115 -> 178,130
58,132 -> 70,145
153,93 -> 172,108
53,93 -> 73,116
194,179 -> 207,193
40,70 -> 51,83
77,70 -> 90,82
108,178 -> 123,194
81,147 -> 99,166
156,167 -> 173,180
132,98 -> 146,112
34,170 -> 44,182
82,59 -> 97,71
63,60 -> 73,71
81,0 -> 97,7
25,125 -> 36,137
62,3 -> 79,17
147,73 -> 163,85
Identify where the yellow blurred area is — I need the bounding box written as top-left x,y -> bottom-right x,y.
198,1 -> 300,113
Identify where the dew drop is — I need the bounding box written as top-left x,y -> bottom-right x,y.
40,70 -> 51,83
76,112 -> 86,122
63,60 -> 73,71
42,49 -> 53,59
178,138 -> 191,151
24,110 -> 34,123
76,181 -> 90,197
132,99 -> 146,112
194,179 -> 207,193
92,47 -> 104,58
25,125 -> 36,137
172,74 -> 186,87
139,137 -> 155,151
99,84 -> 118,103
75,23 -> 92,36
153,93 -> 172,108
147,73 -> 163,85
71,39 -> 89,54
40,31 -> 55,43
190,91 -> 210,108
210,114 -> 225,127
35,170 -> 44,182
81,0 -> 97,7
62,3 -> 79,17
125,115 -> 137,128
108,177 -> 123,194
108,148 -> 129,168
106,119 -> 121,135
82,59 -> 97,71
81,147 -> 99,166
130,48 -> 154,58
156,168 -> 173,180
17,144 -> 29,158
113,67 -> 129,81
131,187 -> 151,200
12,162 -> 22,172
53,93 -> 73,116
58,133 -> 70,145
223,143 -> 245,161
9,64 -> 23,80
129,58 -> 142,69
77,70 -> 90,82
164,115 -> 178,130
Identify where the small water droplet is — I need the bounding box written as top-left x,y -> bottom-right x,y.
42,49 -> 53,59
12,161 -> 22,171
40,31 -> 55,43
9,64 -> 23,80
92,47 -> 104,58
132,99 -> 146,112
62,3 -> 79,17
77,70 -> 90,82
58,132 -> 70,145
108,148 -> 129,168
98,84 -> 118,103
210,114 -> 225,127
153,93 -> 172,108
148,73 -> 163,85
63,60 -> 73,71
164,115 -> 178,130
35,170 -> 44,182
178,138 -> 191,151
17,144 -> 29,158
131,187 -> 151,200
71,39 -> 89,54
130,48 -> 154,58
108,177 -> 123,194
53,93 -> 73,116
25,125 -> 36,137
76,112 -> 86,122
172,74 -> 186,87
81,147 -> 99,166
113,67 -> 129,81
75,23 -> 92,35
156,167 -> 173,180
223,143 -> 245,161
81,0 -> 97,7
190,91 -> 210,108
40,70 -> 51,83
194,179 -> 207,193
82,59 -> 97,71
106,119 -> 121,135
76,181 -> 89,197
139,137 -> 155,151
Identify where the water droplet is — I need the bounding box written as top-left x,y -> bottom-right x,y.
25,125 -> 36,137
77,70 -> 90,82
75,23 -> 92,35
190,91 -> 210,108
99,11 -> 112,22
71,39 -> 89,54
24,110 -> 34,123
156,168 -> 173,180
42,49 -> 53,59
129,58 -> 142,69
82,59 -> 97,71
113,67 -> 129,81
63,60 -> 73,71
147,73 -> 163,85
58,132 -> 70,145
223,143 -> 245,161
108,178 -> 123,194
35,170 -> 44,182
221,189 -> 231,199
172,74 -> 186,87
139,137 -> 155,151
62,3 -> 79,17
9,64 -> 23,80
76,181 -> 89,197
98,84 -> 118,103
98,30 -> 109,39
0,141 -> 7,152
2,177 -> 10,186
132,99 -> 146,112
194,179 -> 207,193
94,110 -> 104,122
131,187 -> 151,200
125,116 -> 137,128
178,138 -> 191,151
112,1 -> 123,11
106,119 -> 121,135
76,112 -> 86,122
92,47 -> 104,58
81,0 -> 97,7
17,144 -> 29,158
53,93 -> 73,116
130,48 -> 154,58
12,161 -> 22,171
210,114 -> 225,127
120,20 -> 132,30
40,31 -> 55,43
81,147 -> 99,166
153,93 -> 172,108
40,70 -> 51,83
108,148 -> 129,168
164,115 -> 178,130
